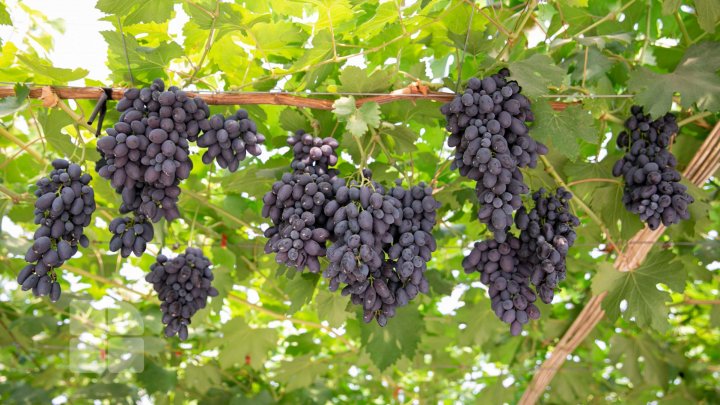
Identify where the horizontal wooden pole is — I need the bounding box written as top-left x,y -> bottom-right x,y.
0,85 -> 571,111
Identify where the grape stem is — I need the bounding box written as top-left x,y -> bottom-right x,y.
0,126 -> 45,164
539,155 -> 622,256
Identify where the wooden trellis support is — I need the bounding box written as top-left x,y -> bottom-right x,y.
519,120 -> 720,405
0,85 -> 574,111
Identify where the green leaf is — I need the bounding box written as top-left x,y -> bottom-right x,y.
96,0 -> 173,24
37,108 -> 78,158
185,364 -> 222,394
315,289 -> 351,327
0,3 -> 11,26
250,22 -> 305,59
16,54 -> 88,83
609,334 -> 670,387
357,102 -> 380,128
138,359 -> 177,393
551,363 -> 595,403
379,125 -> 418,153
710,305 -> 720,328
531,102 -> 596,161
0,84 -> 29,117
215,318 -> 277,369
508,54 -> 566,98
592,252 -> 686,332
332,96 -> 356,117
360,306 -> 423,370
695,0 -> 720,33
338,66 -> 393,93
662,0 -> 682,15
628,41 -> 720,117
274,354 -> 327,391
279,108 -> 310,132
285,273 -> 320,314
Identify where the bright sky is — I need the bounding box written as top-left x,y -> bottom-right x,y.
1,0 -> 112,81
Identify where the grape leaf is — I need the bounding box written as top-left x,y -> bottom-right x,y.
531,102 -> 597,161
0,83 -> 29,117
332,96 -> 355,116
628,41 -> 720,117
592,251 -> 686,332
333,97 -> 380,136
285,273 -> 320,314
695,0 -> 720,33
138,360 -> 177,394
274,354 -> 327,391
609,334 -> 669,387
359,306 -> 423,370
508,54 -> 566,97
315,289 -> 351,327
551,364 -> 595,403
339,66 -> 393,93
279,108 -> 310,132
0,3 -> 11,25
16,54 -> 88,83
662,0 -> 682,15
185,364 -> 222,394
215,318 -> 278,369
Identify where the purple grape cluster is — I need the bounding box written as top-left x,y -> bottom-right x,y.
262,133 -> 343,272
462,235 -> 541,336
18,159 -> 96,302
287,130 -> 339,176
612,106 -> 693,229
463,188 -> 579,335
108,213 -> 154,258
441,69 -> 547,242
96,79 -> 210,256
197,109 -> 265,172
515,188 -> 579,305
324,179 -> 440,326
145,248 -> 217,341
262,171 -> 343,272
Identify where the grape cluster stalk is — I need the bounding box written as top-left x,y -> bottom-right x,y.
441,69 -> 547,242
612,106 -> 694,229
18,159 -> 96,302
145,248 -> 218,341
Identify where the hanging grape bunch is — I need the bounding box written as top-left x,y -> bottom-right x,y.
612,106 -> 694,229
108,213 -> 154,258
287,129 -> 340,176
462,234 -> 541,336
462,188 -> 578,335
262,130 -> 343,272
515,188 -> 579,305
145,248 -> 218,341
197,109 -> 265,172
323,177 -> 441,327
97,79 -> 209,222
440,69 -> 547,242
17,159 -> 96,302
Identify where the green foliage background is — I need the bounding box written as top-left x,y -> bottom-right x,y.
1,0 -> 719,403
